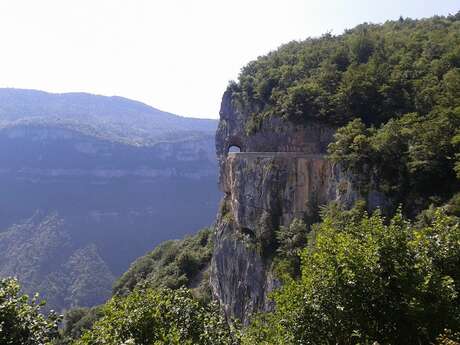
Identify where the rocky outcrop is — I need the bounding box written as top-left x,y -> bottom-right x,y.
210,90 -> 385,324
216,89 -> 336,174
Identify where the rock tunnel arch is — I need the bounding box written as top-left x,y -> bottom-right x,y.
228,145 -> 241,153
226,136 -> 245,155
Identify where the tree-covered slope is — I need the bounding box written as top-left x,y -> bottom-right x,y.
113,228 -> 213,301
58,228 -> 215,344
228,13 -> 459,129
0,213 -> 114,310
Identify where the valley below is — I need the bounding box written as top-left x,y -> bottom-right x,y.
0,90 -> 220,311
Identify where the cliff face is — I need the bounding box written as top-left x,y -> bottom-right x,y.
211,90 -> 381,323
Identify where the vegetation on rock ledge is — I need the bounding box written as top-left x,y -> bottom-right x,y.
113,228 -> 213,301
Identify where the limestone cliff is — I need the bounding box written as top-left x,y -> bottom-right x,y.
210,89 -> 384,324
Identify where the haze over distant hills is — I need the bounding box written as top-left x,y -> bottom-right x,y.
0,88 -> 220,311
0,88 -> 217,145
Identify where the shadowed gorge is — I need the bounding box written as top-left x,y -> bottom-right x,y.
0,89 -> 220,311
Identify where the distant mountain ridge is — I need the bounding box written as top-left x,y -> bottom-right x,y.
0,88 -> 217,146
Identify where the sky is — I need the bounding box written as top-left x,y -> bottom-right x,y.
0,1 -> 457,119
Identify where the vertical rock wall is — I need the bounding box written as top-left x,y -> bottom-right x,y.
211,153 -> 358,323
210,91 -> 364,323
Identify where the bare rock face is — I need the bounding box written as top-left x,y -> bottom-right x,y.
211,90 -> 384,324
216,90 -> 336,171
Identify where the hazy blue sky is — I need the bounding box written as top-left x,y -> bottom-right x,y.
0,1 -> 457,118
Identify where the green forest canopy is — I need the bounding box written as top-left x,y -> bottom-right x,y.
229,13 -> 459,129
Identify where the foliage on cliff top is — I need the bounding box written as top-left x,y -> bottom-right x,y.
243,205 -> 460,345
328,107 -> 460,214
227,13 -> 460,131
113,228 -> 213,300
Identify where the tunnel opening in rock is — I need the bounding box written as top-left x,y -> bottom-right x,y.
225,135 -> 245,155
241,227 -> 255,240
228,145 -> 241,153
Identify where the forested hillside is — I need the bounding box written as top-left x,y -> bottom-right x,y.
113,228 -> 213,300
0,213 -> 114,309
230,14 -> 459,128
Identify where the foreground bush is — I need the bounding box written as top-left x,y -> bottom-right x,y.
0,277 -> 60,345
244,206 -> 460,345
75,287 -> 236,345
